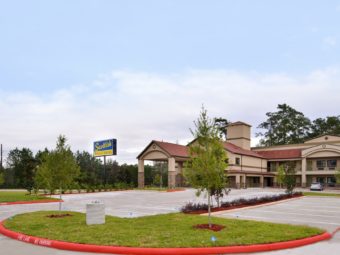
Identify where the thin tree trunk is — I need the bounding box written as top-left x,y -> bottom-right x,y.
59,186 -> 62,212
208,191 -> 211,228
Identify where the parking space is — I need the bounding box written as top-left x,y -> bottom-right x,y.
1,189 -> 339,255
216,196 -> 340,233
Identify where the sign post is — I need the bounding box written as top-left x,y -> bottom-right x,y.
93,139 -> 117,185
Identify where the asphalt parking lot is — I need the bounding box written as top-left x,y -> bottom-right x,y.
216,196 -> 340,233
0,189 -> 339,255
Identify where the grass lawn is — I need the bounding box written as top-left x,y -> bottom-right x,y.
4,211 -> 324,248
303,191 -> 340,197
0,191 -> 57,203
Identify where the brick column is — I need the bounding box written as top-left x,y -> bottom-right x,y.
236,174 -> 241,189
168,157 -> 176,188
301,158 -> 307,188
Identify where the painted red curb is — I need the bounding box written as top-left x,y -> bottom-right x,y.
0,220 -> 331,255
0,199 -> 63,206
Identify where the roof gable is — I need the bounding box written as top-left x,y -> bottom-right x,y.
304,135 -> 340,144
137,140 -> 189,159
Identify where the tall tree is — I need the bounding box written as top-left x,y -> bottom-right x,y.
0,171 -> 4,186
35,135 -> 80,208
308,116 -> 340,138
6,148 -> 37,192
75,151 -> 102,186
184,106 -> 228,228
213,117 -> 230,140
118,163 -> 138,186
257,104 -> 311,146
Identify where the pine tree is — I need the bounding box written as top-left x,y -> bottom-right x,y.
184,106 -> 228,227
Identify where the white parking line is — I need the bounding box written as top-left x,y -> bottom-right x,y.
225,214 -> 340,226
243,209 -> 340,219
274,203 -> 340,208
271,203 -> 340,210
262,208 -> 340,213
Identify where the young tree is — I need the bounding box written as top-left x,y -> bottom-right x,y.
336,168 -> 340,185
276,165 -> 285,188
277,162 -> 297,195
35,135 -> 80,210
256,104 -> 311,146
184,106 -> 228,228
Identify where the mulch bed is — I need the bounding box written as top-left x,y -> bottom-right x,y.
193,224 -> 225,232
46,214 -> 73,218
185,194 -> 303,214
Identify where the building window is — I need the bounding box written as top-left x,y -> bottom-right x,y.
327,177 -> 336,186
316,160 -> 326,170
327,160 -> 337,170
269,162 -> 277,172
235,157 -> 240,165
307,160 -> 313,171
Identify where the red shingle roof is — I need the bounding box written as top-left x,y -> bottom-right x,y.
142,140 -> 265,159
223,142 -> 265,158
138,140 -> 301,160
256,149 -> 302,159
153,141 -> 189,158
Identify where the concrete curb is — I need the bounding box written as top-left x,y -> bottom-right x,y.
205,196 -> 304,216
0,199 -> 63,206
0,220 -> 331,255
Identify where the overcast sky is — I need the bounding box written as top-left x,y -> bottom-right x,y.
1,0 -> 340,163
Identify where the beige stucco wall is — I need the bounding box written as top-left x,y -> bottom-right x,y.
139,143 -> 169,160
226,123 -> 251,150
143,150 -> 168,160
227,151 -> 267,173
307,151 -> 340,158
253,136 -> 340,152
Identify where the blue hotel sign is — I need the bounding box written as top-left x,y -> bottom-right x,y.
93,139 -> 117,157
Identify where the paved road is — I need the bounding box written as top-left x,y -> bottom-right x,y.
216,196 -> 340,255
0,189 -> 339,255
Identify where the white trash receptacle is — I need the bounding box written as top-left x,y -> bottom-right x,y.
86,201 -> 105,225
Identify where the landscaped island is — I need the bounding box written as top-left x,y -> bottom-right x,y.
0,191 -> 59,203
4,211 -> 324,248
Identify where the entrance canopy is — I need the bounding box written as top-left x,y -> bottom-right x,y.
137,141 -> 189,188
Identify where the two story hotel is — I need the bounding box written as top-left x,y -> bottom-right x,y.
137,121 -> 340,189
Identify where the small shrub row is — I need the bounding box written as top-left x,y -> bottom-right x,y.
37,182 -> 135,195
181,192 -> 302,213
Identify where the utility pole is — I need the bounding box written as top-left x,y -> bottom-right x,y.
0,144 -> 2,169
104,155 -> 107,185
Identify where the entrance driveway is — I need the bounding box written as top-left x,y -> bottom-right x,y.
0,189 -> 339,255
216,196 -> 340,255
216,196 -> 340,232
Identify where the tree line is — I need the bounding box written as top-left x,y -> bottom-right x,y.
0,136 -> 167,193
214,103 -> 340,146
1,103 -> 339,192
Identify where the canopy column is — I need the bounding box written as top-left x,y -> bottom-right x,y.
138,159 -> 145,188
301,157 -> 307,188
168,157 -> 176,189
